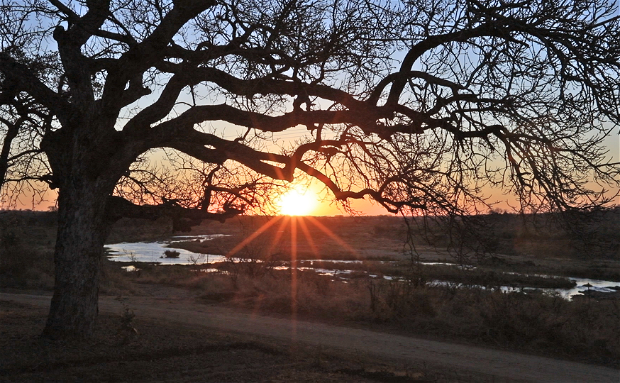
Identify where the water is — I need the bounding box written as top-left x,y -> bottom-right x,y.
426,277 -> 620,300
420,261 -> 476,270
107,235 -> 620,300
272,263 -> 620,299
563,278 -> 620,298
106,235 -> 226,265
168,234 -> 227,243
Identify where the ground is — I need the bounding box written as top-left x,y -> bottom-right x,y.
0,298 -> 448,383
1,212 -> 620,382
2,291 -> 619,383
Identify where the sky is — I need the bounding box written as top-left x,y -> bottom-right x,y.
6,122 -> 618,215
4,1 -> 620,215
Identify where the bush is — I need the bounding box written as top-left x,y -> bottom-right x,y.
0,246 -> 54,289
164,250 -> 180,258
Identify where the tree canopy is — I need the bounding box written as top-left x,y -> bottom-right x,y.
1,0 -> 619,337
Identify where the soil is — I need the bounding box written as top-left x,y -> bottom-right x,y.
0,299 -> 429,383
2,290 -> 619,383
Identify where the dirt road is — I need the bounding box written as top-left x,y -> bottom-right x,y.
2,292 -> 618,382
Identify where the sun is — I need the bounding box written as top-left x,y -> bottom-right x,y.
277,187 -> 318,216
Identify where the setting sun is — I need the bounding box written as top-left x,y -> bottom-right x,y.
277,188 -> 318,216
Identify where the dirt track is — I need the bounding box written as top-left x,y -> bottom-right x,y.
2,292 -> 618,383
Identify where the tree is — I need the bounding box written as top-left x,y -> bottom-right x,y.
0,0 -> 618,338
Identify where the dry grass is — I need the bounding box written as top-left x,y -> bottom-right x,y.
3,300 -> 439,383
0,245 -> 54,289
0,211 -> 56,290
2,211 -> 619,368
366,281 -> 620,365
120,262 -> 620,367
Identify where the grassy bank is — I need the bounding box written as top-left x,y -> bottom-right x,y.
2,211 -> 619,368
113,261 -> 620,367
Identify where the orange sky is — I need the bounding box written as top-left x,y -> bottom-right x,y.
5,125 -> 618,215
6,179 -> 619,216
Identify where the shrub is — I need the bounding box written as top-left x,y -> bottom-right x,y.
164,250 -> 180,258
0,246 -> 54,289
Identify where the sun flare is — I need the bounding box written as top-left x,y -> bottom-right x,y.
277,188 -> 318,216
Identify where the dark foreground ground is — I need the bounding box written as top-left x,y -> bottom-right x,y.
1,211 -> 620,382
3,292 -> 620,383
1,299 -> 438,383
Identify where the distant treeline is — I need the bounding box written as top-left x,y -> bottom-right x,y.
1,207 -> 619,259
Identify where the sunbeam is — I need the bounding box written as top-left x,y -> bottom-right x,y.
290,216 -> 298,340
297,217 -> 320,259
266,215 -> 290,257
225,216 -> 283,258
306,217 -> 359,258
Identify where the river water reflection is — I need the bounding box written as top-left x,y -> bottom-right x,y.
106,235 -> 619,300
106,235 -> 226,265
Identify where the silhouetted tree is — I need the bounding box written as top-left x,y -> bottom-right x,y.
0,0 -> 619,338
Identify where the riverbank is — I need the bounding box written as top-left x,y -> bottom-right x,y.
2,211 -> 620,369
3,293 -> 619,382
2,298 -> 436,383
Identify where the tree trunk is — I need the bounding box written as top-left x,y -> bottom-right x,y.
43,184 -> 111,339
